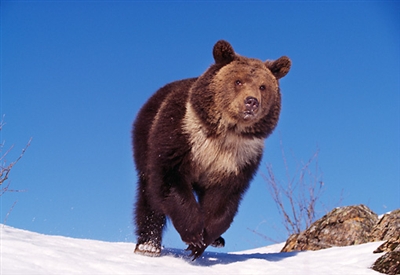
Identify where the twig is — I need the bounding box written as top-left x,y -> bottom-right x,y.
3,200 -> 18,225
1,137 -> 32,186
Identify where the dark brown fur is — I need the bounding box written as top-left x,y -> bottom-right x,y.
132,40 -> 291,259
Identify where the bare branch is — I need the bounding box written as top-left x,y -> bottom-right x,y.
0,117 -> 31,224
1,137 -> 32,186
247,227 -> 281,244
264,141 -> 325,237
3,200 -> 18,225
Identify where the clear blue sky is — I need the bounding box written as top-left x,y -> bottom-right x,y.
1,1 -> 399,253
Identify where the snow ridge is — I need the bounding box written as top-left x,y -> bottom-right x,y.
1,225 -> 383,274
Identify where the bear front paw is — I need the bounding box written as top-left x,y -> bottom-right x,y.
210,236 -> 225,248
181,229 -> 205,248
186,243 -> 207,261
176,215 -> 205,248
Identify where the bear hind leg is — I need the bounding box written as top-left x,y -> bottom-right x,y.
134,209 -> 165,257
134,184 -> 166,257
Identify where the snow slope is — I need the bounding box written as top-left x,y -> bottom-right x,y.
1,225 -> 384,274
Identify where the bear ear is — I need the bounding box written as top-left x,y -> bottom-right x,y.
265,56 -> 291,79
213,40 -> 236,65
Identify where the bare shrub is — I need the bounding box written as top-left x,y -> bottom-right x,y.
264,140 -> 325,236
1,117 -> 31,224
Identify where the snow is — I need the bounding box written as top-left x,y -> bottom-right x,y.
1,225 -> 384,274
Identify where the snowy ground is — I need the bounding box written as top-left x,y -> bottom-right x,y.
1,225 -> 384,274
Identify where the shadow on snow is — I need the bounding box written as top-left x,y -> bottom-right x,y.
161,247 -> 298,266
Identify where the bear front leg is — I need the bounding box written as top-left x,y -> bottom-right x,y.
187,186 -> 243,259
134,178 -> 166,257
150,166 -> 205,247
147,147 -> 206,250
162,183 -> 205,248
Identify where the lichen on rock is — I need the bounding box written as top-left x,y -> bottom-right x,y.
281,204 -> 378,252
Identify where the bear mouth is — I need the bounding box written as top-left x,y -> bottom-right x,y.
242,110 -> 257,120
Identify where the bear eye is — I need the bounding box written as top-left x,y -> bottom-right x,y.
235,80 -> 242,86
259,85 -> 266,91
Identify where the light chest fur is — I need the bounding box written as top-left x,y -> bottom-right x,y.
183,102 -> 264,180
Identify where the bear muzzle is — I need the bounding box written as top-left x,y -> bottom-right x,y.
243,96 -> 259,120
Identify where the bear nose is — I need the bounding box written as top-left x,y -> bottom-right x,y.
244,96 -> 259,111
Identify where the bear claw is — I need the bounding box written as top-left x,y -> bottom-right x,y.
186,244 -> 207,261
134,242 -> 161,257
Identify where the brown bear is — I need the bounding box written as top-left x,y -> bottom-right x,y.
132,40 -> 291,260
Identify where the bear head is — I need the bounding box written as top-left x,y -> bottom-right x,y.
189,40 -> 291,138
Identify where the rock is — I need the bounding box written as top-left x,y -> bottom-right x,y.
281,205 -> 379,252
371,251 -> 400,275
281,233 -> 299,252
279,205 -> 400,273
371,210 -> 400,274
370,209 -> 400,242
374,236 -> 400,254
